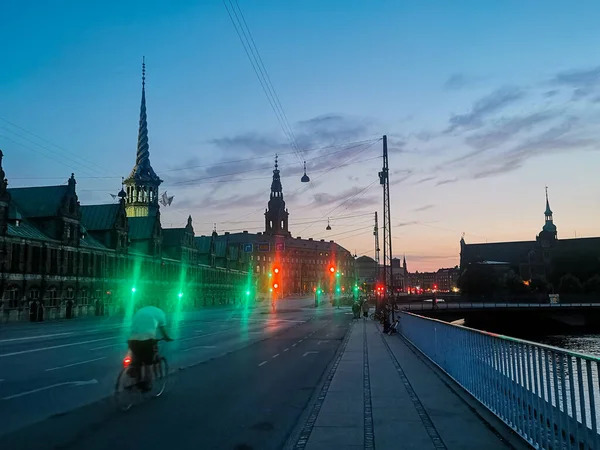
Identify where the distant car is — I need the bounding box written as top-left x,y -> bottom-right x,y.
423,298 -> 445,303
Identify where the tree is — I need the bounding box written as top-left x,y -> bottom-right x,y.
558,274 -> 583,294
504,270 -> 530,295
584,275 -> 600,294
530,275 -> 551,294
458,264 -> 500,297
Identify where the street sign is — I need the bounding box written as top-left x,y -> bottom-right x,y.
257,243 -> 270,252
275,242 -> 285,251
243,243 -> 253,253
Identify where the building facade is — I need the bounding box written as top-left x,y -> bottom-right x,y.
0,64 -> 249,322
214,156 -> 356,296
459,189 -> 600,285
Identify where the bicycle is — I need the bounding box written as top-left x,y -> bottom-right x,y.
114,339 -> 169,411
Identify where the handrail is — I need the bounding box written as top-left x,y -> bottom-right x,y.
400,311 -> 600,450
402,310 -> 600,363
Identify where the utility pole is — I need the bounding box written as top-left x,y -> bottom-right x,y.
379,135 -> 394,317
373,211 -> 380,308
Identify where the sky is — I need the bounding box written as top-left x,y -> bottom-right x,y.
1,0 -> 600,272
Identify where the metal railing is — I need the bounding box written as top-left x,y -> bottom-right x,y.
400,311 -> 600,450
399,302 -> 600,312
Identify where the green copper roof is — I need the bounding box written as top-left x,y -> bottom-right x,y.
128,216 -> 155,240
7,221 -> 54,241
8,185 -> 68,218
80,204 -> 120,231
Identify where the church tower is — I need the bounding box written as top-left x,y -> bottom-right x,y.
537,186 -> 557,245
123,58 -> 163,218
264,155 -> 290,236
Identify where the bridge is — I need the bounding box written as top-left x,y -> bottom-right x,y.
399,311 -> 600,450
398,301 -> 600,334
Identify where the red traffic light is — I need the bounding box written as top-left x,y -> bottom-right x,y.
273,283 -> 279,289
273,267 -> 280,274
329,266 -> 335,273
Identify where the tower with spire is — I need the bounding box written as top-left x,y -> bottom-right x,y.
123,57 -> 163,218
264,154 -> 290,236
537,186 -> 557,245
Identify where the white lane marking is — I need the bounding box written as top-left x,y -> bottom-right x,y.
0,337 -> 115,358
317,340 -> 327,345
2,379 -> 99,400
179,330 -> 230,342
283,348 -> 289,352
302,351 -> 319,357
89,343 -> 123,351
272,354 -> 279,358
184,345 -> 217,352
258,361 -> 267,367
292,343 -> 297,347
0,332 -> 74,343
45,357 -> 107,372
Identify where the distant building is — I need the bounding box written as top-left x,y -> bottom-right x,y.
460,188 -> 600,284
199,156 -> 356,296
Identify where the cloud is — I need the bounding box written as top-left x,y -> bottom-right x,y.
396,221 -> 420,227
413,204 -> 434,212
446,86 -> 526,133
551,65 -> 600,100
390,169 -> 414,186
414,176 -> 435,185
435,178 -> 457,186
310,185 -> 378,210
472,117 -> 598,179
443,73 -> 487,90
209,132 -> 286,155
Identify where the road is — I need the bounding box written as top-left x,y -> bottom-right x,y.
0,297 -> 353,449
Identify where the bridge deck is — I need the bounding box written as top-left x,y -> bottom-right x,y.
296,317 -> 525,450
399,302 -> 600,312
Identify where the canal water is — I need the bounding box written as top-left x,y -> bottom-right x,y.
538,334 -> 600,357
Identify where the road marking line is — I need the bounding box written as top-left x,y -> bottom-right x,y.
45,357 -> 107,372
283,348 -> 289,352
317,341 -> 327,345
0,337 -> 115,358
292,343 -> 297,347
272,354 -> 279,358
0,332 -> 74,343
184,345 -> 217,352
179,330 -> 230,342
2,379 -> 99,400
302,351 -> 319,357
89,343 -> 123,350
258,361 -> 267,367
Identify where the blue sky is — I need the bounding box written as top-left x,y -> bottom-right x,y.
2,0 -> 600,271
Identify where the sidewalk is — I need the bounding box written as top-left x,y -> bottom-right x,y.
296,318 -> 525,450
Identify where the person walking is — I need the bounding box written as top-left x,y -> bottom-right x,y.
362,300 -> 369,319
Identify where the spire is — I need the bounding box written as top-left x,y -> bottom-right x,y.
270,153 -> 283,198
544,185 -> 552,216
127,57 -> 161,183
542,186 -> 557,235
137,57 -> 149,169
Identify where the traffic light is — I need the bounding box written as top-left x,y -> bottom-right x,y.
178,292 -> 183,298
246,290 -> 250,296
273,267 -> 280,274
131,287 -> 136,293
273,282 -> 279,290
329,266 -> 335,274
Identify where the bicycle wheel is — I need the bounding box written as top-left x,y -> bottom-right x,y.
115,367 -> 137,411
151,357 -> 169,397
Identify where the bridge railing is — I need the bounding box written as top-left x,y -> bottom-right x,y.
400,311 -> 600,450
399,301 -> 600,311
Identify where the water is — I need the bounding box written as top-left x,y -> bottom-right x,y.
538,334 -> 600,357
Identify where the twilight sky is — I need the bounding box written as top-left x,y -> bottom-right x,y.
1,0 -> 600,271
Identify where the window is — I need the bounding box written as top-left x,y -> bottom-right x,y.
46,288 -> 58,307
80,289 -> 89,305
30,288 -> 40,301
66,287 -> 75,300
4,286 -> 19,308
10,243 -> 20,272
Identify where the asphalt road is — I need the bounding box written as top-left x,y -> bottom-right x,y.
0,297 -> 352,449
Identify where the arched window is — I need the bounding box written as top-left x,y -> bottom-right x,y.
4,286 -> 19,308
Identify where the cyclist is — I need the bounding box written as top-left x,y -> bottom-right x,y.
128,304 -> 173,391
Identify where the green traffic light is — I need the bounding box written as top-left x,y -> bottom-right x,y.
246,290 -> 250,295
178,292 -> 183,298
131,287 -> 136,293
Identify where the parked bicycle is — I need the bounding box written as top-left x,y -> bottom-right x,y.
114,338 -> 169,411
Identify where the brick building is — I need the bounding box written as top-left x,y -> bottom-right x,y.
0,63 -> 249,322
